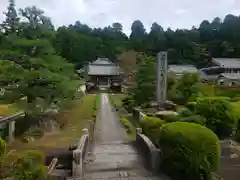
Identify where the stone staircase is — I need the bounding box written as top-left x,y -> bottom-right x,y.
82,142 -> 164,180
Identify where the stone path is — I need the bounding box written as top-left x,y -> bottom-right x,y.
83,93 -> 167,180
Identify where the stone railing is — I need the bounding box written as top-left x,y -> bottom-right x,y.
132,107 -> 146,122
135,128 -> 161,172
0,111 -> 25,141
47,158 -> 58,179
72,128 -> 90,179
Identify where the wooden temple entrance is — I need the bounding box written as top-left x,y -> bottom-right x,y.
84,58 -> 123,92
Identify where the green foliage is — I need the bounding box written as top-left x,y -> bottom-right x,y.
133,55 -> 156,104
0,5 -> 80,116
140,116 -> 165,144
2,0 -> 19,34
169,73 -> 202,105
158,122 -> 221,180
195,99 -> 235,138
186,102 -> 197,111
122,95 -> 136,112
196,96 -> 231,101
164,108 -> 206,125
0,138 -> 6,165
12,150 -> 47,180
179,115 -> 206,125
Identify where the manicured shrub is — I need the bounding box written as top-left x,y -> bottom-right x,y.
180,115 -> 206,125
196,96 -> 231,101
178,108 -> 195,117
140,116 -> 165,144
120,117 -> 132,133
186,101 -> 197,111
12,150 -> 47,180
164,115 -> 179,123
158,122 -> 220,180
195,99 -> 235,138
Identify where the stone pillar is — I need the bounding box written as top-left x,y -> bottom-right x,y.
72,149 -> 83,179
8,121 -> 15,142
82,128 -> 89,135
156,52 -> 168,105
136,128 -> 142,134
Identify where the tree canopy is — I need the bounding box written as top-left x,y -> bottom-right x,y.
1,0 -> 240,112
49,14 -> 240,69
0,1 -> 79,115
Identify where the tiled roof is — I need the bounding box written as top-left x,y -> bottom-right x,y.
168,65 -> 198,74
219,73 -> 240,80
88,65 -> 121,76
212,58 -> 240,68
91,58 -> 113,65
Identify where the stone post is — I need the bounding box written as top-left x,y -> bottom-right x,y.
156,52 -> 168,106
72,149 -> 83,179
82,128 -> 89,135
136,128 -> 142,134
8,121 -> 15,142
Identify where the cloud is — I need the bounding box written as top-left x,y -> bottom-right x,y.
0,0 -> 240,34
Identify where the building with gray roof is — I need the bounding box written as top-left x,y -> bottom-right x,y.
212,58 -> 240,68
168,65 -> 198,75
200,58 -> 240,85
85,58 -> 123,91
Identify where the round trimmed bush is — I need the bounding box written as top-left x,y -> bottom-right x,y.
140,116 -> 165,144
158,122 -> 220,180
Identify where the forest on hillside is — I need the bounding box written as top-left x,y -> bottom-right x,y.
1,1 -> 240,70
54,14 -> 240,69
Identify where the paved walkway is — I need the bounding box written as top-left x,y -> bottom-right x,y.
83,93 -> 166,180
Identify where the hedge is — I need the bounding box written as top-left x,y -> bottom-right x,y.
158,122 -> 220,180
140,116 -> 165,144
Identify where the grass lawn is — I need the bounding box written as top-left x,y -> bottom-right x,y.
6,94 -> 96,162
0,104 -> 20,117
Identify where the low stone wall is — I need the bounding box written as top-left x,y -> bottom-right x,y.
135,128 -> 161,172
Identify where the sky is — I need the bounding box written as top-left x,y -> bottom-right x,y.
0,0 -> 240,34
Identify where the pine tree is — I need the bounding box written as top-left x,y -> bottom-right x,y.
0,6 -> 79,115
2,0 -> 19,34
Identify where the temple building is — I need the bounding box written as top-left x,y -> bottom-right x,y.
84,58 -> 124,91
